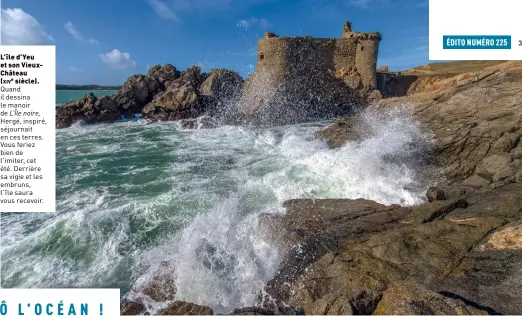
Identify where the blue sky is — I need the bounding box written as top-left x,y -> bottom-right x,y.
1,0 -> 429,85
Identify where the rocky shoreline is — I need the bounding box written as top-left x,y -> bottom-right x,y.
115,60 -> 522,315
56,65 -> 245,129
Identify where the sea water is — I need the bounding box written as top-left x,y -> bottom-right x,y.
0,108 -> 437,312
56,90 -> 117,106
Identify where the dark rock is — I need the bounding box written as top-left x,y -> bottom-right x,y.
113,64 -> 179,116
200,68 -> 244,102
424,183 -> 477,201
142,66 -> 214,122
120,301 -> 144,315
178,118 -> 198,130
156,301 -> 213,315
402,198 -> 469,224
56,93 -> 120,128
260,181 -> 522,314
142,262 -> 177,302
367,89 -> 384,103
232,307 -> 276,315
316,116 -> 362,148
426,186 -> 446,202
200,68 -> 244,120
262,199 -> 405,307
179,65 -> 205,89
178,116 -> 219,130
238,63 -> 365,125
123,261 -> 177,312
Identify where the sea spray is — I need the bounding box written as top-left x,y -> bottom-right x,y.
0,108 -> 438,314
129,109 -> 437,313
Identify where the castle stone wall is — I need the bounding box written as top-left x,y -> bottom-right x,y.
355,39 -> 379,88
257,37 -> 352,80
239,21 -> 382,125
333,38 -> 358,72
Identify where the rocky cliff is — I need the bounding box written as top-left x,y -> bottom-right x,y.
120,60 -> 522,315
56,65 -> 244,129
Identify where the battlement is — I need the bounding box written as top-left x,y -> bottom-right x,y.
255,21 -> 381,89
342,21 -> 382,40
240,21 -> 383,124
343,32 -> 382,40
264,32 -> 279,39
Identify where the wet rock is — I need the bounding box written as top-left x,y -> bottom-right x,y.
178,118 -> 198,129
142,66 -> 214,121
200,68 -> 244,103
424,183 -> 477,201
238,62 -> 364,125
123,261 -> 177,310
178,116 -> 219,130
113,64 -> 179,116
142,262 -> 177,302
262,199 -> 405,307
56,93 -> 120,128
381,63 -> 522,184
199,68 -> 244,121
120,301 -> 145,315
426,186 -> 446,202
373,282 -> 488,315
261,182 -> 522,315
367,89 -> 383,103
156,301 -> 213,315
316,116 -> 362,148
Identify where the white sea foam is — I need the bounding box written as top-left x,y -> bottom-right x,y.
130,109 -> 436,313
2,108 -> 436,314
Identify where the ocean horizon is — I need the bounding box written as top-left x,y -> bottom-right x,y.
56,89 -> 118,106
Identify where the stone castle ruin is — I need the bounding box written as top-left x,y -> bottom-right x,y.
238,21 -> 383,124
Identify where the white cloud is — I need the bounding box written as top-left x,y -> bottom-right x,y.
0,8 -> 54,45
236,17 -> 271,29
145,0 -> 179,21
64,21 -> 99,44
99,49 -> 137,69
146,0 -> 255,21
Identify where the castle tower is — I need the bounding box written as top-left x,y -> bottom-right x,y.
240,21 -> 383,124
342,21 -> 382,89
343,21 -> 353,37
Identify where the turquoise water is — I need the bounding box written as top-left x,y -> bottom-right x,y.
56,90 -> 118,105
0,110 -> 432,313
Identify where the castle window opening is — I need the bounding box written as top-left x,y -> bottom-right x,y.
259,53 -> 265,60
360,46 -> 364,51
